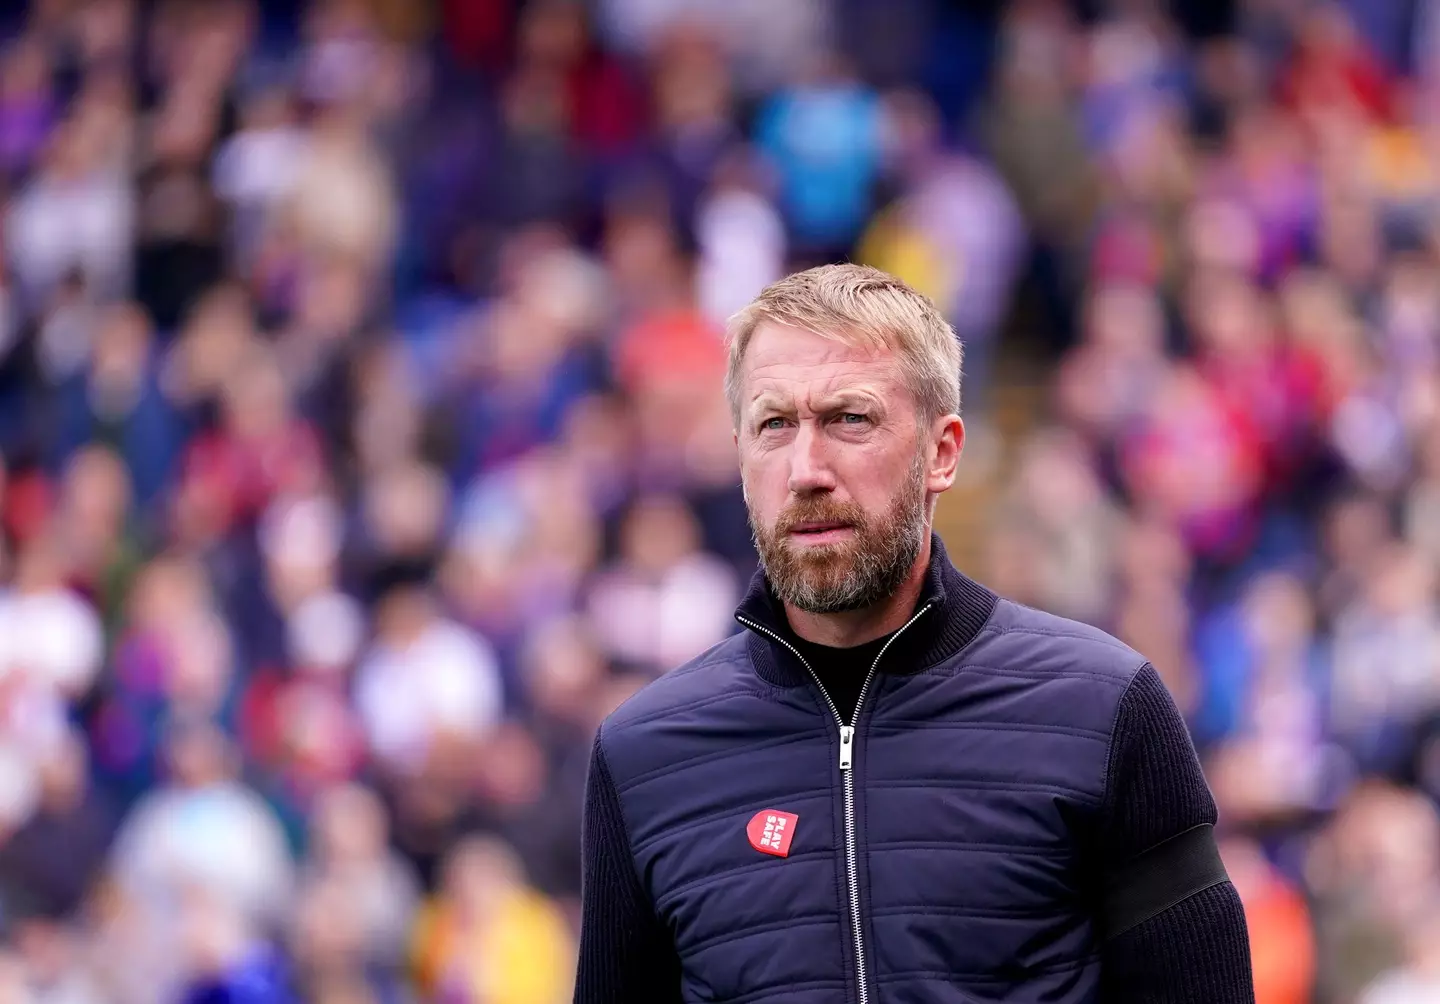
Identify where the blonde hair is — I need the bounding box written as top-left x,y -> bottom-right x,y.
724,264 -> 963,426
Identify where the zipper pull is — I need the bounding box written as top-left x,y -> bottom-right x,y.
839,726 -> 855,770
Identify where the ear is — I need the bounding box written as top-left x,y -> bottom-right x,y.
925,414 -> 964,495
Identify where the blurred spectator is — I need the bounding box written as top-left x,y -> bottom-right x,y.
694,148 -> 785,328
596,0 -> 830,95
1307,782 -> 1440,1001
90,553 -> 238,799
296,784 -> 419,975
354,585 -> 502,778
54,445 -> 143,628
0,37 -> 57,182
0,729 -> 115,927
354,460 -> 450,592
242,503 -> 368,831
6,113 -> 133,307
442,246 -> 608,479
1119,362 -> 1267,565
34,271 -> 101,388
212,83 -> 307,267
480,63 -> 587,234
1186,270 -> 1325,497
642,25 -> 742,234
448,445 -> 604,650
283,106 -> 397,274
585,493 -> 739,676
12,915 -> 104,1004
172,344 -> 325,546
1359,904 -> 1440,1002
755,50 -> 882,260
0,528 -> 103,701
47,307 -> 184,514
409,834 -> 573,1004
1054,280 -> 1169,447
514,0 -> 645,160
131,164 -> 225,335
860,86 -> 1025,416
1279,4 -> 1395,136
1195,571 -> 1327,748
1329,544 -> 1440,771
523,615 -> 605,751
1221,836 -> 1315,1004
172,883 -> 295,1004
980,1 -> 1099,331
108,719 -> 294,935
289,873 -> 402,1004
991,429 -> 1122,625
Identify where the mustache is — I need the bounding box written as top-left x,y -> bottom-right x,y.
773,498 -> 868,535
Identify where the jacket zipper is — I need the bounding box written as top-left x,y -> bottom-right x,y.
736,601 -> 934,1004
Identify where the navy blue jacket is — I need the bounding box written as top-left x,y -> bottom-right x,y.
576,536 -> 1253,1003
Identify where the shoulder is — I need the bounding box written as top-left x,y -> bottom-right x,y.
595,631 -> 771,789
598,631 -> 758,752
974,598 -> 1149,689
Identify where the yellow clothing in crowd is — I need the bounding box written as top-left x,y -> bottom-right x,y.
411,886 -> 575,1004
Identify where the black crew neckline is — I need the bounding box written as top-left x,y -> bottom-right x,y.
786,630 -> 896,724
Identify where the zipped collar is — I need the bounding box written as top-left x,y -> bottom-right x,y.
734,532 -> 1000,689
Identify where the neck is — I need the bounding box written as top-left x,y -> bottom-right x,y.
783,534 -> 933,648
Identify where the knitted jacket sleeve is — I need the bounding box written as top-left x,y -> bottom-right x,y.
1096,664 -> 1257,1003
573,732 -> 684,1004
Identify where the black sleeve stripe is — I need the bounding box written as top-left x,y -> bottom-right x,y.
1100,822 -> 1230,940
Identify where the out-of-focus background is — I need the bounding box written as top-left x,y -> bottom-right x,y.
0,0 -> 1437,1000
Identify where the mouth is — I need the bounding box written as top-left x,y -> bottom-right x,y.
787,522 -> 855,543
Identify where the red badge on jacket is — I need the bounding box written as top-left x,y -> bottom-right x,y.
747,809 -> 798,857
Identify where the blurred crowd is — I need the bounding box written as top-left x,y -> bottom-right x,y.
0,0 -> 1439,1001
977,1 -> 1440,1002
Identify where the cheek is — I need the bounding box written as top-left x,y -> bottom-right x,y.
836,445 -> 912,498
739,452 -> 786,508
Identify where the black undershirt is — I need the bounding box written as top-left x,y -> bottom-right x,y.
786,630 -> 897,724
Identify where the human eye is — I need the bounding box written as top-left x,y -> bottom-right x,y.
838,412 -> 870,425
760,416 -> 788,431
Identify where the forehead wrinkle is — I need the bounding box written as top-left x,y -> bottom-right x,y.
814,388 -> 884,411
745,358 -> 894,402
739,327 -> 907,420
746,381 -> 886,418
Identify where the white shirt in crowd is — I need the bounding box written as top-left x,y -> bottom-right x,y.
1362,971 -> 1440,1004
354,617 -> 503,773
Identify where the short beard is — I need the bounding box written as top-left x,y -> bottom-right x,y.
749,454 -> 929,614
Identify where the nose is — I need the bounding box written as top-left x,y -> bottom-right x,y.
787,423 -> 837,496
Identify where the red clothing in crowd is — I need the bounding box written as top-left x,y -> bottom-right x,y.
1278,14 -> 1395,126
177,422 -> 325,535
613,308 -> 727,396
1120,367 -> 1268,562
1199,341 -> 1327,494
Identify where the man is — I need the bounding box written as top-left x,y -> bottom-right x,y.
575,264 -> 1254,1002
